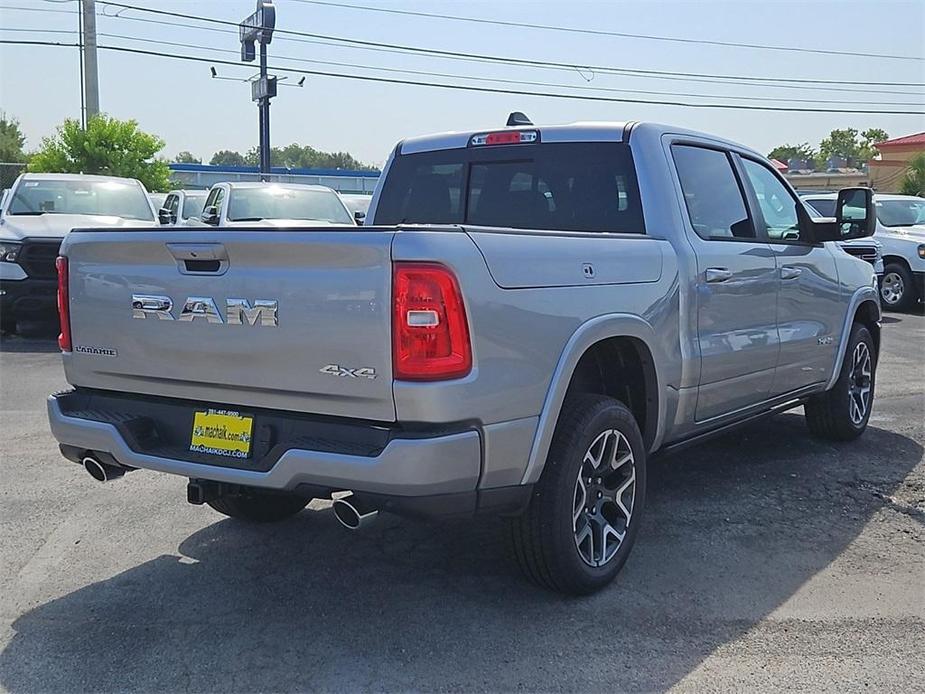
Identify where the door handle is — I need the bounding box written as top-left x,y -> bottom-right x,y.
780,266 -> 802,280
705,268 -> 733,283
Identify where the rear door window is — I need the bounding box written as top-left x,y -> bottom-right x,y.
375,142 -> 645,234
672,145 -> 754,240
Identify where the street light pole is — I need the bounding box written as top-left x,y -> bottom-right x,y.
239,0 -> 276,181
258,41 -> 271,178
80,0 -> 100,123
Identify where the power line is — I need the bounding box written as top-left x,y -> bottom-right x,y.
91,31 -> 925,107
0,3 -> 77,12
90,10 -> 919,98
292,0 -> 925,63
0,27 -> 78,33
1,38 -> 78,46
3,38 -> 923,115
10,1 -> 920,96
93,1 -> 925,90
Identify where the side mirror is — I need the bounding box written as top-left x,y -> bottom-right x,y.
158,208 -> 172,225
835,187 -> 875,239
201,205 -> 219,225
799,187 -> 875,243
354,210 -> 366,225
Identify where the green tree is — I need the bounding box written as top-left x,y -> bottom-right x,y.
818,128 -> 861,166
0,112 -> 26,162
209,149 -> 247,166
241,143 -> 375,170
768,143 -> 816,165
817,128 -> 889,168
243,146 -> 261,166
900,152 -> 925,196
859,128 -> 889,162
28,115 -> 171,191
174,150 -> 201,164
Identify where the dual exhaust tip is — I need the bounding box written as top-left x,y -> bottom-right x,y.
81,455 -> 125,482
82,453 -> 379,530
332,495 -> 378,530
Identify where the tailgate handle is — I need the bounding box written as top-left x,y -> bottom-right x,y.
166,243 -> 228,275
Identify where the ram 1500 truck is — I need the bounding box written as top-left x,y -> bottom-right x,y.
47,120 -> 881,594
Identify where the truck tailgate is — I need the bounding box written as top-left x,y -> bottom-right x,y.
62,228 -> 397,422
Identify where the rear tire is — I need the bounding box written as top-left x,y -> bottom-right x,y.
207,489 -> 309,523
805,323 -> 876,441
880,262 -> 916,312
508,394 -> 646,595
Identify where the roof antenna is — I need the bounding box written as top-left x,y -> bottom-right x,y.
506,111 -> 533,127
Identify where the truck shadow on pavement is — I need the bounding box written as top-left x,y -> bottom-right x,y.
0,335 -> 60,354
1,413 -> 921,692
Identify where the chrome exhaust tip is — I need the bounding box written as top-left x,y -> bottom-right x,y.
82,455 -> 125,482
332,495 -> 378,530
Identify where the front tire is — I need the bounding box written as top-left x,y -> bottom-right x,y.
880,263 -> 916,312
508,394 -> 646,595
805,323 -> 876,441
207,489 -> 309,523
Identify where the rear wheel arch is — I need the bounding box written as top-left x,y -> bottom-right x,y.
521,316 -> 665,486
563,336 -> 658,450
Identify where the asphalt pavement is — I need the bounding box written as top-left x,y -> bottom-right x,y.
0,312 -> 922,692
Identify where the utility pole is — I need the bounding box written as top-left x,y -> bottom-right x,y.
239,0 -> 276,181
79,0 -> 100,123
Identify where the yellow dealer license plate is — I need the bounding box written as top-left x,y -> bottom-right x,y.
190,409 -> 253,459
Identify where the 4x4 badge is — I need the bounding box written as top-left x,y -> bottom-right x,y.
319,364 -> 377,380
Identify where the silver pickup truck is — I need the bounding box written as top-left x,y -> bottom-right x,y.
47,119 -> 880,594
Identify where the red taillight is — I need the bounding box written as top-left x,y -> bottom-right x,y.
392,262 -> 471,381
56,256 -> 71,352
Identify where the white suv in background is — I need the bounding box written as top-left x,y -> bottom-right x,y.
804,193 -> 924,311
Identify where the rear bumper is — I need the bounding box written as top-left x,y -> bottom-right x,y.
0,277 -> 57,322
48,391 -> 483,499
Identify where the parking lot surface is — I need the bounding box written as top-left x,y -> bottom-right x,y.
0,312 -> 923,692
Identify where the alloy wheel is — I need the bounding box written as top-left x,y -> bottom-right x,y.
848,341 -> 872,425
880,272 -> 904,306
572,429 -> 636,568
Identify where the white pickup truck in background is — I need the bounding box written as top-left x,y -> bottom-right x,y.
804,192 -> 925,310
190,181 -> 356,227
0,173 -> 158,333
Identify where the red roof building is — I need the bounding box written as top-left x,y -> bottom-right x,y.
874,132 -> 925,149
770,158 -> 788,172
870,132 -> 925,192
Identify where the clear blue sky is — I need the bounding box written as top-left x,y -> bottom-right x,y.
1,0 -> 923,167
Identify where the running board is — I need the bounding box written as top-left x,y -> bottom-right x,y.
656,397 -> 807,459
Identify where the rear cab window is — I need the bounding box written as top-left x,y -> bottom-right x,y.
374,141 -> 645,234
